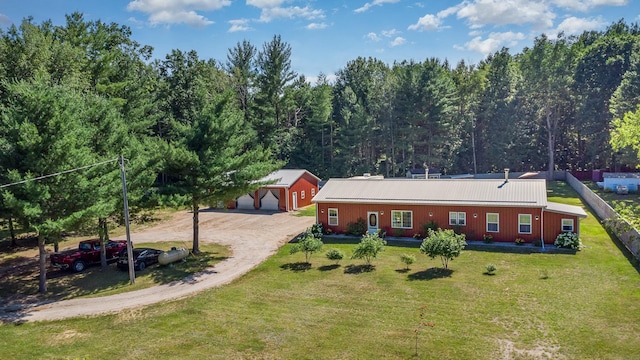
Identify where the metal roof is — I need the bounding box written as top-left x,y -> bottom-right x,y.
545,202 -> 588,218
311,178 -> 548,208
260,169 -> 320,188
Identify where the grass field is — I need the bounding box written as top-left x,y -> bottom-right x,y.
1,182 -> 639,359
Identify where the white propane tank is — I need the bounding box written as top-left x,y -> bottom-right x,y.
158,247 -> 189,265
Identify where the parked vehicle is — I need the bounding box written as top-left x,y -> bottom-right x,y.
616,185 -> 629,195
117,248 -> 163,271
50,239 -> 127,272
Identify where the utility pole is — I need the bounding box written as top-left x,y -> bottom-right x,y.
120,155 -> 135,285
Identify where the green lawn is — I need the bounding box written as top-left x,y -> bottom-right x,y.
1,182 -> 639,359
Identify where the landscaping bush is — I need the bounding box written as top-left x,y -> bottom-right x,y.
422,221 -> 438,235
483,234 -> 493,243
485,264 -> 497,275
325,248 -> 345,264
346,217 -> 367,236
514,238 -> 525,245
554,232 -> 582,249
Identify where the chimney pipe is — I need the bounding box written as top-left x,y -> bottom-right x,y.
504,168 -> 510,181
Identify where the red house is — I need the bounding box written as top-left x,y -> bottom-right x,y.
312,178 -> 587,245
232,169 -> 320,211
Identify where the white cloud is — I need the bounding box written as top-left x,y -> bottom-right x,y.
247,1 -> 324,23
367,32 -> 381,41
408,14 -> 442,31
554,16 -> 606,35
390,37 -> 406,47
307,22 -> 328,30
460,31 -> 525,55
456,0 -> 555,30
355,0 -> 400,13
228,19 -> 253,32
381,29 -> 401,37
0,13 -> 11,26
550,0 -> 628,12
127,0 -> 230,27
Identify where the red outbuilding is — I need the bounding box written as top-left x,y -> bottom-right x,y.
231,169 -> 320,211
312,178 -> 587,245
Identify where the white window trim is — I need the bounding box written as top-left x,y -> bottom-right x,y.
486,213 -> 499,233
328,208 -> 338,226
301,190 -> 305,199
518,214 -> 532,234
391,210 -> 413,229
449,212 -> 466,226
561,218 -> 574,232
311,188 -> 315,196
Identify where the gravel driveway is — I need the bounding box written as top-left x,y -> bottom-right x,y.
0,209 -> 314,323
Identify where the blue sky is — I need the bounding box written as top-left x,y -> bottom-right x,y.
1,1 -> 639,83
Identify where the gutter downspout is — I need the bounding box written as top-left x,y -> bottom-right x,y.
541,208 -> 545,251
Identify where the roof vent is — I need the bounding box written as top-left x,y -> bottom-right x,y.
504,168 -> 510,182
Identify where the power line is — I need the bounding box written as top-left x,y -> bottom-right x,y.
0,157 -> 120,189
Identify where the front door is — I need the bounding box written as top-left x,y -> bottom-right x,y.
367,212 -> 379,234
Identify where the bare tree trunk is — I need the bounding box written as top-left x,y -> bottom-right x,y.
9,217 -> 17,247
546,110 -> 555,180
38,233 -> 47,293
99,217 -> 108,269
192,198 -> 200,254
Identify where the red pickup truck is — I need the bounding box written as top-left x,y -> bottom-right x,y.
50,239 -> 128,272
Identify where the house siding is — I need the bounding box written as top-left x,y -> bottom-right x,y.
316,202 -> 578,244
286,172 -> 319,210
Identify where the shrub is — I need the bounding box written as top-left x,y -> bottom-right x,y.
514,238 -> 525,245
393,228 -> 405,237
377,229 -> 387,238
346,217 -> 367,236
485,264 -> 497,275
290,235 -> 323,263
483,234 -> 493,243
532,239 -> 542,247
351,233 -> 386,265
554,232 -> 582,249
400,253 -> 416,270
325,248 -> 345,264
422,221 -> 438,235
309,223 -> 324,238
420,229 -> 467,269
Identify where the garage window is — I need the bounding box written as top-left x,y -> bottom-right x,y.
301,191 -> 305,199
311,188 -> 315,196
328,208 -> 338,226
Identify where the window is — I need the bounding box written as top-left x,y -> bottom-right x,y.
311,188 -> 315,196
519,214 -> 532,234
486,213 -> 499,232
328,208 -> 338,226
301,190 -> 305,199
391,210 -> 413,229
449,212 -> 466,226
562,219 -> 574,232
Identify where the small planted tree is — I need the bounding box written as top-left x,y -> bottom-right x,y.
351,233 -> 386,266
290,234 -> 323,264
420,229 -> 467,270
400,253 -> 416,270
325,248 -> 345,264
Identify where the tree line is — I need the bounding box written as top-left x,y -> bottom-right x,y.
1,13 -> 639,292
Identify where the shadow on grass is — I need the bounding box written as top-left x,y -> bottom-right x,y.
408,267 -> 453,281
280,262 -> 312,272
395,268 -> 411,274
344,264 -> 376,274
318,264 -> 340,271
482,272 -> 497,276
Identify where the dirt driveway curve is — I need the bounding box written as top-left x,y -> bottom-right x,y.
1,209 -> 314,323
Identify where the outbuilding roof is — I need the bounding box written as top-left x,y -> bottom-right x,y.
260,169 -> 320,188
312,178 -> 548,208
545,202 -> 588,218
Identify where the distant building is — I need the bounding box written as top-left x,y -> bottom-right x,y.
406,167 -> 441,179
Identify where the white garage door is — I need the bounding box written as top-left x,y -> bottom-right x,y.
236,194 -> 254,209
260,191 -> 280,210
